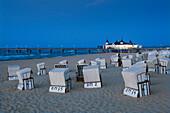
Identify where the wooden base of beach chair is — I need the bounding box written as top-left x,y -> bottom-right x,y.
84,81 -> 102,88
8,75 -> 18,80
37,68 -> 46,75
17,77 -> 34,90
123,81 -> 150,98
23,77 -> 34,90
159,66 -> 169,74
155,64 -> 159,73
137,80 -> 150,97
49,78 -> 71,93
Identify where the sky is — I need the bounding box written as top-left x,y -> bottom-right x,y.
1,0 -> 170,48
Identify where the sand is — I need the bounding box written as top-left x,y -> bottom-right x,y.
0,53 -> 170,112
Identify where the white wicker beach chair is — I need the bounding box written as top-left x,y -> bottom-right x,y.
95,58 -> 107,69
110,55 -> 118,67
159,58 -> 170,74
122,58 -> 132,71
122,67 -> 150,98
8,65 -> 20,80
90,60 -> 100,66
37,62 -> 46,75
54,60 -> 68,68
16,68 -> 34,90
49,68 -> 71,93
83,65 -> 102,88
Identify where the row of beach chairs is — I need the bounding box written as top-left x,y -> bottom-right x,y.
7,50 -> 170,98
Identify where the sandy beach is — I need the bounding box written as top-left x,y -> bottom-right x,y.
0,53 -> 170,112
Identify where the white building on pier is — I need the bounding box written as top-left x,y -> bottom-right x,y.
105,39 -> 139,49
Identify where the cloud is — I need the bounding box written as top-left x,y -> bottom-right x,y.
86,0 -> 104,8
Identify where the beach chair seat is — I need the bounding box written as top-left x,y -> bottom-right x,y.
8,65 -> 20,80
37,62 -> 46,75
49,68 -> 71,93
95,58 -> 107,69
110,55 -> 118,67
16,68 -> 34,90
76,64 -> 88,82
122,67 -> 150,98
83,65 -> 102,88
122,58 -> 132,71
159,58 -> 170,74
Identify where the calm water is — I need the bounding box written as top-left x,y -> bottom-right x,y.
0,49 -> 102,61
0,46 -> 169,61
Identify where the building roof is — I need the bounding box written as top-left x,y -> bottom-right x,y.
106,39 -> 137,45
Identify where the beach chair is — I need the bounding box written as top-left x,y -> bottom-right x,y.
146,58 -> 158,72
122,58 -> 132,71
16,68 -> 34,90
110,55 -> 118,67
95,58 -> 107,69
37,62 -> 46,75
54,60 -> 68,68
159,58 -> 170,74
83,65 -> 102,88
76,64 -> 88,82
49,68 -> 71,93
90,60 -> 100,67
76,59 -> 88,73
122,67 -> 150,98
130,61 -> 150,82
77,59 -> 86,65
8,65 -> 20,80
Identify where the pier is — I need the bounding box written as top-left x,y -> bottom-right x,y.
0,48 -> 169,54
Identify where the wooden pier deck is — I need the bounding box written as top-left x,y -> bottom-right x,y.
0,48 -> 169,53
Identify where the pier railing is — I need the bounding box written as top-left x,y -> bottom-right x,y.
0,48 -> 169,53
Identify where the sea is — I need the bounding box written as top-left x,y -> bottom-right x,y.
0,46 -> 169,61
0,49 -> 101,61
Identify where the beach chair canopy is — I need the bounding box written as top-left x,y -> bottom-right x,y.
8,65 -> 20,76
77,59 -> 86,65
122,67 -> 146,90
131,61 -> 146,68
59,60 -> 68,65
83,65 -> 100,83
16,68 -> 31,84
90,60 -> 100,66
49,68 -> 70,86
